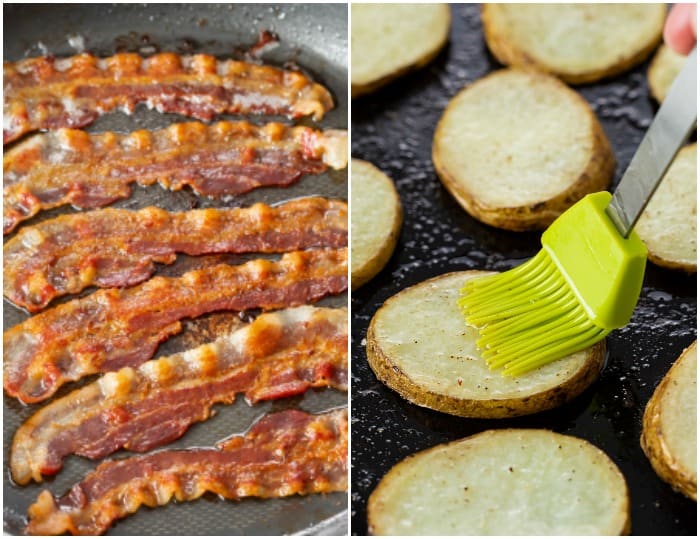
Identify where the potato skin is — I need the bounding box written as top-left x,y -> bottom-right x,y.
647,45 -> 683,103
646,252 -> 697,273
368,429 -> 631,535
352,5 -> 451,98
365,271 -> 606,418
481,4 -> 663,84
351,208 -> 401,290
352,46 -> 445,99
432,70 -> 615,231
635,144 -> 697,273
351,161 -> 403,290
640,343 -> 697,501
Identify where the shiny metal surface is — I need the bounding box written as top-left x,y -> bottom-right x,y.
607,48 -> 697,236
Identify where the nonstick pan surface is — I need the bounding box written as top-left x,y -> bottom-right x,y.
350,4 -> 696,535
3,3 -> 348,535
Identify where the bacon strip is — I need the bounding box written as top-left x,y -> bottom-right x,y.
3,121 -> 348,234
3,52 -> 335,144
4,197 -> 347,311
25,408 -> 348,535
4,247 -> 347,404
11,306 -> 348,485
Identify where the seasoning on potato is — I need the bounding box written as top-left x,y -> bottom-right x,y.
366,271 -> 605,418
641,341 -> 697,500
351,159 -> 403,290
351,3 -> 451,97
368,429 -> 631,535
482,3 -> 666,84
433,68 -> 614,231
635,144 -> 697,272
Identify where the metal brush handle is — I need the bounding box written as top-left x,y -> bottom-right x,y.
606,47 -> 697,238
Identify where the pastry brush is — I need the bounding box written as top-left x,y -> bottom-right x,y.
459,48 -> 697,376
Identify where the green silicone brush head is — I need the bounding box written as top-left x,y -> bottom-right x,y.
459,192 -> 648,376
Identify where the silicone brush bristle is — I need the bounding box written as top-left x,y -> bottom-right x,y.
459,192 -> 647,375
458,250 -> 609,376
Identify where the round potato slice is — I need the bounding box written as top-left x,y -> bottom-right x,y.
368,429 -> 630,535
366,271 -> 605,418
433,69 -> 614,231
351,159 -> 403,290
351,3 -> 451,97
648,44 -> 686,103
635,144 -> 697,272
482,3 -> 666,84
641,341 -> 697,500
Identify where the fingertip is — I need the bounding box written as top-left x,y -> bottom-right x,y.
664,4 -> 697,55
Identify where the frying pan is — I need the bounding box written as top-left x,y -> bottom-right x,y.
3,3 -> 348,535
351,4 -> 696,535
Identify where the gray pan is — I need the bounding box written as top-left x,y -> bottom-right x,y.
3,3 -> 347,535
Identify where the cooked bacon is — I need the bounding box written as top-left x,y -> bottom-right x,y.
4,197 -> 347,311
3,121 -> 347,234
3,52 -> 335,144
4,247 -> 347,404
11,306 -> 347,485
25,408 -> 348,535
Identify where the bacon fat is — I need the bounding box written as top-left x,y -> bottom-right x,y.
11,306 -> 347,485
4,52 -> 335,144
4,197 -> 347,311
3,248 -> 348,404
3,121 -> 347,234
25,408 -> 348,535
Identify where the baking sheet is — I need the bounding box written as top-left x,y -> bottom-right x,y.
350,4 -> 696,535
3,3 -> 348,535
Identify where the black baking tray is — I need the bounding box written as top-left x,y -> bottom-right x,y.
3,3 -> 348,536
350,4 -> 696,535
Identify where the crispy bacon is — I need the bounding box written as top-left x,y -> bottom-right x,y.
25,408 -> 348,535
4,197 -> 348,311
3,52 -> 335,144
3,247 -> 347,403
3,121 -> 348,234
11,306 -> 348,485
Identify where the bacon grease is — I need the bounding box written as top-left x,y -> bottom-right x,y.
25,408 -> 348,535
3,121 -> 347,234
3,52 -> 335,144
4,197 -> 347,311
11,306 -> 347,485
3,248 -> 348,403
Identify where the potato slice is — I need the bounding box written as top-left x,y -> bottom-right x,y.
641,341 -> 697,500
635,144 -> 697,272
351,159 -> 403,290
368,429 -> 630,535
433,69 -> 614,231
366,271 -> 604,418
351,3 -> 451,97
648,44 -> 686,103
482,4 -> 665,84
